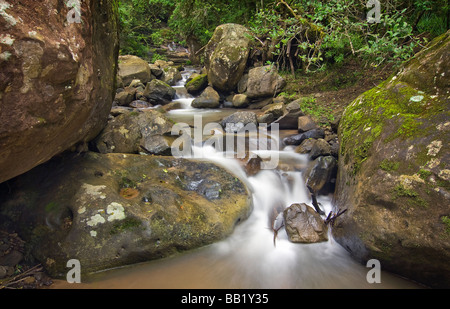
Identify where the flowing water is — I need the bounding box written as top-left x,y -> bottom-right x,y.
52,68 -> 422,289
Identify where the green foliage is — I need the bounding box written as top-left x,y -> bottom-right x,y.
380,159 -> 400,172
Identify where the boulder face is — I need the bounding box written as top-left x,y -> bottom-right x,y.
204,23 -> 251,92
334,31 -> 450,288
0,0 -> 119,184
118,55 -> 152,87
0,152 -> 252,277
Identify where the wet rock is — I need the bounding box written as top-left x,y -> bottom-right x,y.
0,0 -> 119,184
192,86 -> 221,108
118,55 -> 152,87
309,138 -> 332,160
303,156 -> 337,194
284,203 -> 328,243
0,153 -> 252,277
283,128 -> 325,146
245,65 -> 286,99
143,79 -> 176,105
204,24 -> 251,92
0,266 -> 14,279
294,138 -> 316,154
221,111 -> 258,133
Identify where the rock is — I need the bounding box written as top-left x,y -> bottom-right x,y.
149,63 -> 163,78
185,74 -> 208,94
143,79 -> 176,105
0,266 -> 14,279
294,138 -> 316,154
283,128 -> 325,146
221,111 -> 258,133
0,152 -> 252,277
118,55 -> 152,87
303,156 -> 337,194
129,100 -> 152,109
94,109 -> 173,155
245,65 -> 286,99
110,106 -> 134,117
257,113 -> 275,124
0,250 -> 23,267
248,97 -> 273,109
232,94 -> 249,108
261,103 -> 285,119
114,87 -> 136,106
283,203 -> 328,243
298,116 -> 318,133
309,138 -> 331,160
272,101 -> 305,129
0,0 -> 119,184
204,24 -> 251,92
333,31 -> 450,288
192,86 -> 220,108
162,66 -> 182,86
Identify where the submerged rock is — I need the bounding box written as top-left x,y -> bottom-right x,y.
0,153 -> 252,277
284,203 -> 328,243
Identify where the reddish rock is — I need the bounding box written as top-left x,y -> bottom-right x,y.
0,0 -> 119,183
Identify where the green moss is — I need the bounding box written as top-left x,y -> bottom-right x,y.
380,159 -> 400,172
418,169 -> 432,180
392,184 -> 428,208
340,75 -> 446,176
110,218 -> 142,235
442,216 -> 450,235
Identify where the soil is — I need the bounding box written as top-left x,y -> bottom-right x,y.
283,58 -> 395,119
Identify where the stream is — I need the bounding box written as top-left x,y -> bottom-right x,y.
52,68 -> 422,289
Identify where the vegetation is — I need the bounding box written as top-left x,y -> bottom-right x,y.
119,0 -> 448,69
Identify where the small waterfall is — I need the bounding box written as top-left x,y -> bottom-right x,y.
57,68 -> 422,289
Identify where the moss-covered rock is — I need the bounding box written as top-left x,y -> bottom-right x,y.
185,74 -> 208,94
334,31 -> 450,288
204,24 -> 251,92
0,152 -> 252,277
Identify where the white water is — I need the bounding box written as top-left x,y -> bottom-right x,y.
53,69 -> 422,289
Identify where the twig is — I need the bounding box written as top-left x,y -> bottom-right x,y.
0,264 -> 43,289
324,209 -> 347,226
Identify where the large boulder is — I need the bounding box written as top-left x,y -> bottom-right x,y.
0,0 -> 119,184
333,31 -> 450,288
118,55 -> 152,87
245,65 -> 286,99
0,152 -> 252,277
204,24 -> 251,92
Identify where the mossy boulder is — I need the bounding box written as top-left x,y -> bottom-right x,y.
0,152 -> 252,277
204,24 -> 251,92
334,31 -> 450,288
